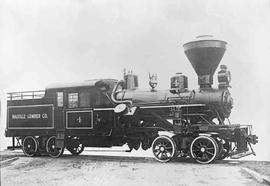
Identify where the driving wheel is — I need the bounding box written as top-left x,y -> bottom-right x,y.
190,135 -> 219,164
152,135 -> 176,163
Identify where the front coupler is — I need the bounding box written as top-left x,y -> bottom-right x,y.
229,126 -> 258,159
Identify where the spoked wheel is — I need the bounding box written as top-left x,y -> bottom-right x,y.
152,136 -> 176,163
46,136 -> 64,158
190,135 -> 219,164
22,136 -> 38,157
66,137 -> 84,155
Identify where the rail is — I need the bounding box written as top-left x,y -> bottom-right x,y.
7,90 -> 45,101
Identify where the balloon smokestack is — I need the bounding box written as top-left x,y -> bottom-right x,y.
183,35 -> 227,89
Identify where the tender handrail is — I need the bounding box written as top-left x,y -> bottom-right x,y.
7,90 -> 45,100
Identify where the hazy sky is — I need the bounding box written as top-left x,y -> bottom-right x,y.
0,0 -> 270,160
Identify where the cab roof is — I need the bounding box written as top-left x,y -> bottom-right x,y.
46,79 -> 117,90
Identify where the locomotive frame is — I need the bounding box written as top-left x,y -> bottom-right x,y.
5,36 -> 258,164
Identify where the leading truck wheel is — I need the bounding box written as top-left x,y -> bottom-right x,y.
190,135 -> 219,164
22,136 -> 38,157
46,136 -> 64,158
152,136 -> 176,163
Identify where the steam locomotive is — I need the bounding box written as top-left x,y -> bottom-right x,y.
5,36 -> 258,164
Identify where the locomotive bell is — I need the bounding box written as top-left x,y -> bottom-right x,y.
183,35 -> 227,89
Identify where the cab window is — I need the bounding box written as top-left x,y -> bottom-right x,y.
57,92 -> 63,107
68,93 -> 78,108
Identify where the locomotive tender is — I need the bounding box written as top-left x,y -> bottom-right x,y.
5,36 -> 258,164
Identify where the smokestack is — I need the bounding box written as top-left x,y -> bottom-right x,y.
183,35 -> 227,89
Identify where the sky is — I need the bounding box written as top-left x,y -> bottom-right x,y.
0,0 -> 270,160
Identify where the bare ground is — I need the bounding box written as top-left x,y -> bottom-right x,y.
1,150 -> 269,186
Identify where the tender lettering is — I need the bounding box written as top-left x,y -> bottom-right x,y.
12,114 -> 26,119
42,113 -> 48,119
27,114 -> 41,119
12,114 -> 43,119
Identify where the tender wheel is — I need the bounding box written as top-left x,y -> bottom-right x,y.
46,136 -> 64,158
190,135 -> 218,164
22,136 -> 38,157
66,138 -> 84,155
152,135 -> 176,163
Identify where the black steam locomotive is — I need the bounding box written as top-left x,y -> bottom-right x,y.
5,36 -> 258,164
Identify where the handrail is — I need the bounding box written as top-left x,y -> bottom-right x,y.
111,80 -> 132,106
7,90 -> 45,101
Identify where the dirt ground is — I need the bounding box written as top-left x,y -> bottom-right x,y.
1,149 -> 270,186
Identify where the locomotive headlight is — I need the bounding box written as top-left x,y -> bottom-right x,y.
218,65 -> 231,89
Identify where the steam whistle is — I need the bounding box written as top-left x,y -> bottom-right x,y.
149,72 -> 158,91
